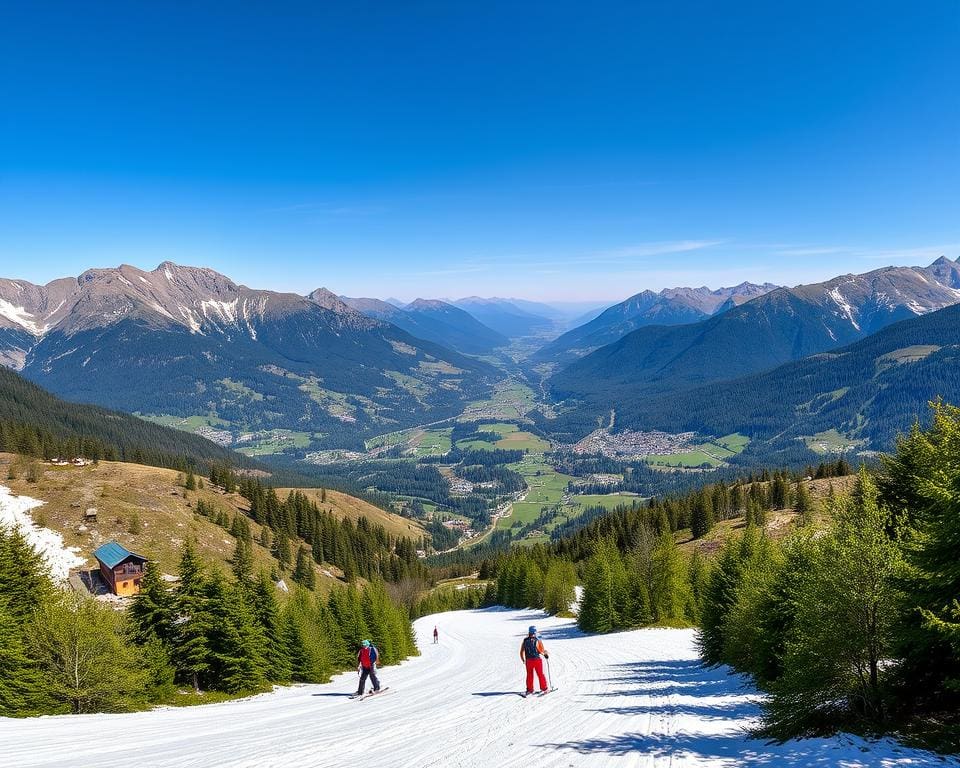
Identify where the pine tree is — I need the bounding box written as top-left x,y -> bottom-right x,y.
292,547 -> 317,589
762,469 -> 904,738
206,574 -> 268,694
649,529 -> 690,626
252,571 -> 291,682
129,560 -> 173,644
543,561 -> 577,615
172,541 -> 212,692
578,539 -> 628,633
0,598 -> 44,716
690,491 -> 715,539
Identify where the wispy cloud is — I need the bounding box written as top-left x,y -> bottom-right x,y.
772,242 -> 960,264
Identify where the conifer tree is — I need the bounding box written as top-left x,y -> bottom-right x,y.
578,539 -> 628,633
690,491 -> 715,539
763,470 -> 904,738
172,541 -> 211,692
292,546 -> 317,589
206,574 -> 268,694
543,561 -> 577,615
0,598 -> 44,716
129,560 -> 173,644
649,529 -> 690,625
249,570 -> 290,681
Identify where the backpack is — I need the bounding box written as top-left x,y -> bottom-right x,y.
359,645 -> 379,668
522,636 -> 541,659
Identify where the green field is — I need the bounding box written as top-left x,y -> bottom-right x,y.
803,429 -> 866,455
460,379 -> 537,422
138,413 -> 231,430
412,428 -> 453,457
236,430 -> 313,456
497,454 -> 574,530
456,422 -> 550,453
365,427 -> 417,451
641,433 -> 750,468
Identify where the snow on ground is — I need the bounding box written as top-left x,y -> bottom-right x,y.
1,608 -> 956,768
0,484 -> 84,582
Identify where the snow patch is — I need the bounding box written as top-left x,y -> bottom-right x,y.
178,306 -> 203,334
0,298 -> 44,335
828,287 -> 860,331
0,484 -> 85,582
200,298 -> 239,324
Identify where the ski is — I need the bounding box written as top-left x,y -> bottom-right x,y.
360,686 -> 391,700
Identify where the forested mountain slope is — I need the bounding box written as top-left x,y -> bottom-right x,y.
534,282 -> 778,367
0,366 -> 250,470
0,263 -> 497,448
583,301 -> 960,449
550,260 -> 960,408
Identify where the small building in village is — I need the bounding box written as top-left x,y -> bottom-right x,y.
93,541 -> 148,596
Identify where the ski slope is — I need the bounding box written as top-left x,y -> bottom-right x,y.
2,608 -> 955,768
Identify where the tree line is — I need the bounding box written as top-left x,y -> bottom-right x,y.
0,532 -> 417,716
699,402 -> 960,750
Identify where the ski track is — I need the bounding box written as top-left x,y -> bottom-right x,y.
1,608 -> 956,768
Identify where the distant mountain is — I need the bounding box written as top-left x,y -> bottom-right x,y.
533,282 -> 779,367
0,365 -> 251,470
611,300 -> 960,451
451,297 -> 554,338
0,262 -> 496,450
339,295 -> 507,355
550,259 -> 960,411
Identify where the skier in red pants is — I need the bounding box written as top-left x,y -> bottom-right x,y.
520,625 -> 549,696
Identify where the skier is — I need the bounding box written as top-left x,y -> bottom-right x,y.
433,626 -> 439,644
520,625 -> 550,696
356,639 -> 381,696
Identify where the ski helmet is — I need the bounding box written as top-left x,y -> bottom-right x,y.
361,639 -> 371,647
528,625 -> 537,634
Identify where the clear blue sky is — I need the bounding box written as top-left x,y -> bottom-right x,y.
1,1 -> 958,302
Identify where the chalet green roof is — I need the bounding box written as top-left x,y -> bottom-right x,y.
93,541 -> 147,569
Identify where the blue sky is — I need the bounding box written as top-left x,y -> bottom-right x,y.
1,1 -> 958,302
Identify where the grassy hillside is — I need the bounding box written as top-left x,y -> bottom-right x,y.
676,475 -> 858,556
0,453 -> 377,589
276,487 -> 425,541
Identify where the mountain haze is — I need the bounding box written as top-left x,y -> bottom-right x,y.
339,295 -> 507,355
451,297 -> 554,338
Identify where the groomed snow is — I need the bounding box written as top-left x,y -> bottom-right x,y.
1,608 -> 956,768
0,484 -> 84,582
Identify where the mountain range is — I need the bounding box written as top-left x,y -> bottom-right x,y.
603,299 -> 960,452
544,258 -> 960,446
0,262 -> 496,450
533,282 -> 780,367
550,259 -> 960,406
339,296 -> 508,355
450,297 -> 555,338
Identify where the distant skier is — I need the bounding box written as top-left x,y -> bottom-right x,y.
433,626 -> 439,644
520,625 -> 549,696
356,639 -> 381,696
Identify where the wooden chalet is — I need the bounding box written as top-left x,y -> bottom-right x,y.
93,541 -> 148,597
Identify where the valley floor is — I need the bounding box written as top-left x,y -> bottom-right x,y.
2,609 -> 955,768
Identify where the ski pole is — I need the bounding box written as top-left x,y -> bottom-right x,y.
546,657 -> 553,690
